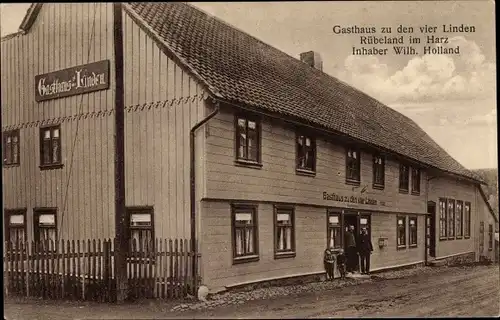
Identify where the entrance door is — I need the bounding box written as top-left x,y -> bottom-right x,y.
427,202 -> 436,258
344,212 -> 359,272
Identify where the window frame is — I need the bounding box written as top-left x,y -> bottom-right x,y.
4,208 -> 27,251
397,216 -> 407,249
456,200 -> 463,239
327,210 -> 343,250
488,224 -> 493,251
411,167 -> 421,195
464,202 -> 471,238
439,198 -> 447,240
409,216 -> 418,248
345,147 -> 361,184
479,221 -> 485,252
231,204 -> 259,264
3,129 -> 20,166
33,207 -> 58,251
295,132 -> 316,175
399,163 -> 410,193
234,114 -> 262,167
127,206 -> 155,256
273,206 -> 296,259
372,154 -> 385,189
447,199 -> 455,240
39,125 -> 63,170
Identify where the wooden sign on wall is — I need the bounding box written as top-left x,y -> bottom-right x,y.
35,60 -> 110,102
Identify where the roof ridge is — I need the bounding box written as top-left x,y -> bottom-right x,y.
184,2 -> 305,67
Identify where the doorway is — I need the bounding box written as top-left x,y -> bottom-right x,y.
343,212 -> 359,272
427,202 -> 436,259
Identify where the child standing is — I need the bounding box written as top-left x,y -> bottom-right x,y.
323,247 -> 335,281
336,248 -> 347,279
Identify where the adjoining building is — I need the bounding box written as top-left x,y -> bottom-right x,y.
1,2 -> 493,292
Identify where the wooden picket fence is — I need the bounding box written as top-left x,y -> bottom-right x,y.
3,238 -> 201,302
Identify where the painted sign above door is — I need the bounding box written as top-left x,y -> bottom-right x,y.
323,191 -> 378,205
35,60 -> 110,102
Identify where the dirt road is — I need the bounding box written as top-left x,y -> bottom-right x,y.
4,264 -> 499,319
175,264 -> 500,318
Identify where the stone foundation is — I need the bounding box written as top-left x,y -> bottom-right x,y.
438,252 -> 476,266
226,273 -> 324,294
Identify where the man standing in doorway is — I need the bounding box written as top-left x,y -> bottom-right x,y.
358,227 -> 373,275
345,225 -> 357,274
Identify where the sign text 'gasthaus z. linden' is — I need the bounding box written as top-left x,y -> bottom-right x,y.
1,2 -> 497,294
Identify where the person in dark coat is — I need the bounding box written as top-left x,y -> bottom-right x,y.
336,248 -> 347,279
344,225 -> 357,273
358,227 -> 374,274
323,247 -> 335,281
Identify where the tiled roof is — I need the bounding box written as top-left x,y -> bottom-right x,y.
127,2 -> 482,183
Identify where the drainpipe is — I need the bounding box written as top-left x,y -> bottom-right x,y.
190,100 -> 220,293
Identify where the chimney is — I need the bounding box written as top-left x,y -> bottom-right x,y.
300,51 -> 323,71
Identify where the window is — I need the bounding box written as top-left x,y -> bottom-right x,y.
327,212 -> 342,249
409,217 -> 417,247
464,202 -> 471,238
235,116 -> 260,164
4,209 -> 27,250
488,224 -> 493,251
399,163 -> 409,192
232,205 -> 259,263
397,216 -> 406,248
411,167 -> 420,194
33,208 -> 57,251
447,199 -> 455,239
128,207 -> 154,252
479,221 -> 484,252
3,130 -> 20,166
274,207 -> 295,258
456,200 -> 463,239
345,148 -> 360,183
439,198 -> 447,240
372,154 -> 385,188
296,134 -> 316,172
360,214 -> 372,239
40,125 -> 62,168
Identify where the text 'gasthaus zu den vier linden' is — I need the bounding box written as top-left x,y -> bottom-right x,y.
332,24 -> 475,56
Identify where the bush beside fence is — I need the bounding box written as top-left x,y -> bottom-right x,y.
3,238 -> 201,302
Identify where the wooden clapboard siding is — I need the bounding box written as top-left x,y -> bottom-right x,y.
200,201 -> 326,289
200,200 -> 425,289
428,176 -> 476,258
122,12 -> 208,239
205,108 -> 427,214
370,213 -> 425,270
1,3 -> 115,241
476,188 -> 497,261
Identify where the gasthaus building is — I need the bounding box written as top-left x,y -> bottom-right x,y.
1,2 -> 493,292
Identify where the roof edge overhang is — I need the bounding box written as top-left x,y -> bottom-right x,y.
0,30 -> 24,42
9,2 -> 485,187
18,3 -> 43,33
122,3 -> 224,101
213,97 -> 485,186
478,185 -> 498,222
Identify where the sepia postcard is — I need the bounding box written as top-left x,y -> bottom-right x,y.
1,1 -> 498,319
